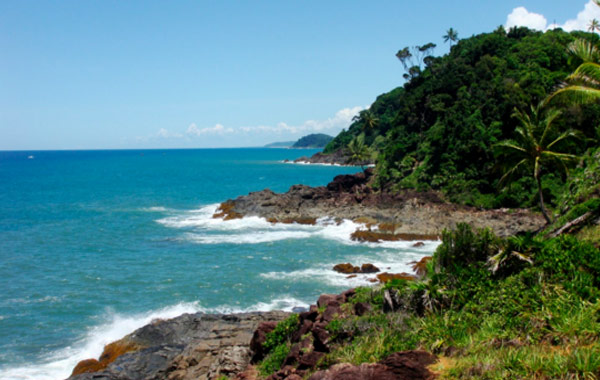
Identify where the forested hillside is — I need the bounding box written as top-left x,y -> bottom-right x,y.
325,27 -> 600,209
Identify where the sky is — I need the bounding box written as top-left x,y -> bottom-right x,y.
1,1 -> 599,150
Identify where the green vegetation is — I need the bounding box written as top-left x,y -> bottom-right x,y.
346,134 -> 372,170
495,103 -> 582,223
330,226 -> 600,378
324,27 -> 600,210
258,314 -> 299,376
255,22 -> 600,380
291,133 -> 334,148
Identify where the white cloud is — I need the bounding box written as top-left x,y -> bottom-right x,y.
506,7 -> 548,30
186,123 -> 234,136
238,106 -> 365,134
155,128 -> 183,138
560,0 -> 600,31
506,1 -> 600,32
135,105 -> 364,147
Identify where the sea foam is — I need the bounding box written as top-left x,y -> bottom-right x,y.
0,296 -> 309,380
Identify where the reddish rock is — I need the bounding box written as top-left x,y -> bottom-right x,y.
250,321 -> 278,362
341,288 -> 356,302
317,294 -> 337,308
377,272 -> 417,283
308,351 -> 437,380
353,302 -> 371,316
308,363 -> 397,380
300,309 -> 319,323
321,302 -> 341,323
333,263 -> 360,274
368,278 -> 378,283
360,263 -> 380,273
71,359 -> 103,376
298,351 -> 325,370
292,319 -> 313,342
412,242 -> 425,247
71,339 -> 142,376
312,325 -> 331,352
380,350 -> 437,379
346,274 -> 357,279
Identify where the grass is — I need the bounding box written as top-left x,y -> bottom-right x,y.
255,225 -> 600,379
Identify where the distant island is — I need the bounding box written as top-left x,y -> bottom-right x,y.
264,133 -> 333,149
263,140 -> 296,148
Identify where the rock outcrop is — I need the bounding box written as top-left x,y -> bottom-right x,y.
308,351 -> 437,380
68,311 -> 288,380
215,169 -> 545,237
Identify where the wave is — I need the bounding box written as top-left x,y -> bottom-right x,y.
0,296 -> 309,380
139,206 -> 170,212
260,247 -> 437,288
158,207 -> 375,246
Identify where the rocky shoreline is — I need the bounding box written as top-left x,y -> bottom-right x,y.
68,311 -> 289,380
67,168 -> 548,379
67,286 -> 439,380
214,169 -> 545,238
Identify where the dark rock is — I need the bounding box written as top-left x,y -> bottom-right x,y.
353,302 -> 371,316
291,306 -> 308,313
299,309 -> 319,323
317,294 -> 337,308
298,351 -> 325,370
291,319 -> 313,342
332,263 -> 359,274
377,272 -> 417,284
360,263 -> 380,273
321,302 -> 341,323
250,321 -> 279,362
308,363 -> 398,380
308,351 -> 437,380
380,350 -> 437,379
312,325 -> 331,352
341,288 -> 356,302
68,312 -> 288,380
412,242 -> 425,247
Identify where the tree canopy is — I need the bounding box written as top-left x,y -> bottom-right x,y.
324,27 -> 600,209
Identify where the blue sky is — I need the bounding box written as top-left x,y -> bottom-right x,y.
1,0 -> 598,150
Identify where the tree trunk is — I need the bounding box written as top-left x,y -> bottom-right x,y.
536,175 -> 552,224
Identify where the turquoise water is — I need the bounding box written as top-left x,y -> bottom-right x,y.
0,149 -> 437,379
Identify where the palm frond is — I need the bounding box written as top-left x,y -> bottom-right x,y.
567,39 -> 600,62
549,85 -> 600,105
546,129 -> 583,150
498,158 -> 529,187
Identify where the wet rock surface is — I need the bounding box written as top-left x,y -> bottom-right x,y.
216,169 -> 545,237
68,311 -> 288,380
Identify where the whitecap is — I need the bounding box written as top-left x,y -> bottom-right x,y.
0,302 -> 201,380
0,296 -> 311,380
140,206 -> 169,212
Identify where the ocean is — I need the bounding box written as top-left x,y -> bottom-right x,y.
0,148 -> 438,379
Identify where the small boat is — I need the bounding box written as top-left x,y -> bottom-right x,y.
27,155 -> 34,159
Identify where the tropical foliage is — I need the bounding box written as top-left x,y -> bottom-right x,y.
495,104 -> 582,223
325,28 -> 600,209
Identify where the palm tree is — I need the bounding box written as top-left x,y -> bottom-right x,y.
352,110 -> 379,131
347,134 -> 372,171
495,104 -> 581,224
443,28 -> 458,46
549,39 -> 600,104
589,18 -> 600,33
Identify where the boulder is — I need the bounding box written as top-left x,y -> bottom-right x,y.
360,263 -> 380,273
333,263 -> 360,274
377,272 -> 417,284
